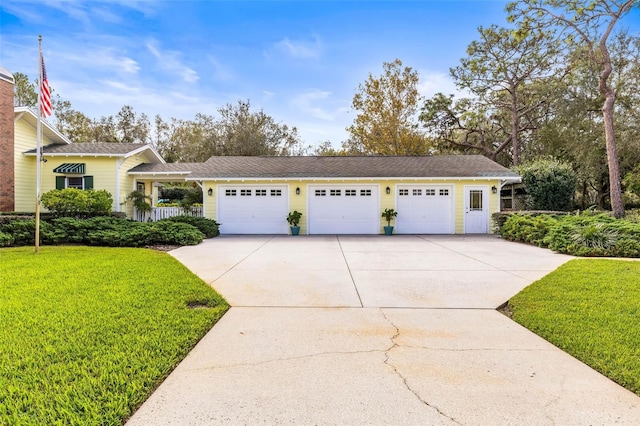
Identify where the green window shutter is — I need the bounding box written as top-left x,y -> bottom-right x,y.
84,176 -> 94,189
56,176 -> 66,190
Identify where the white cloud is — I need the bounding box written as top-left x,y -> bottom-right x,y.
274,36 -> 322,59
417,70 -> 465,99
292,89 -> 334,121
206,55 -> 234,81
146,40 -> 199,83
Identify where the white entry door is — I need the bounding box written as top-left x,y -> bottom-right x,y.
464,186 -> 489,234
307,185 -> 379,234
217,185 -> 289,234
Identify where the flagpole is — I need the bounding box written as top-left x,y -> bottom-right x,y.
35,35 -> 43,253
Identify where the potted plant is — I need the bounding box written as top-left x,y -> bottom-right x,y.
381,208 -> 398,235
287,210 -> 303,235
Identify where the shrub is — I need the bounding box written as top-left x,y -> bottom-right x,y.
0,219 -> 53,246
502,211 -> 640,258
515,158 -> 577,211
162,216 -> 220,238
41,189 -> 113,217
0,231 -> 13,247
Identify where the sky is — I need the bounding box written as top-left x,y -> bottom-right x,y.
2,0 -> 635,149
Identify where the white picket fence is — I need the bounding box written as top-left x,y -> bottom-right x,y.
133,206 -> 203,222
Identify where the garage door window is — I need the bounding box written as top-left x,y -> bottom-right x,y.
440,189 -> 449,196
330,189 -> 341,196
315,189 -> 326,196
271,189 -> 282,196
425,189 -> 436,196
413,189 -> 422,196
241,189 -> 251,196
399,189 -> 408,196
225,189 -> 237,196
360,189 -> 372,196
256,189 -> 267,196
345,189 -> 356,196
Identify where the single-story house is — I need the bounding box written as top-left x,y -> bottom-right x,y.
129,155 -> 521,235
1,66 -> 521,234
1,67 -> 164,216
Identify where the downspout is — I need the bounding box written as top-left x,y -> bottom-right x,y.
115,158 -> 124,212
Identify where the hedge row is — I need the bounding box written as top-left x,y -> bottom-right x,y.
0,216 -> 220,248
497,211 -> 640,258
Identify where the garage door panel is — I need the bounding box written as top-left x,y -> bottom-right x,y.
218,186 -> 288,234
308,186 -> 378,234
396,186 -> 453,234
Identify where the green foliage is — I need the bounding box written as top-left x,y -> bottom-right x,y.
509,259 -> 640,396
286,210 -> 302,226
0,246 -> 229,424
0,217 -> 205,247
500,211 -> 640,257
515,158 -> 577,211
624,166 -> 640,198
162,216 -> 220,238
0,219 -> 53,246
381,208 -> 398,226
127,190 -> 152,213
41,188 -> 113,217
0,231 -> 14,247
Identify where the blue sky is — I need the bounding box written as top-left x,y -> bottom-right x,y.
0,0 -> 594,147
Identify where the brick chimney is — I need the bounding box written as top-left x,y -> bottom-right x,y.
0,67 -> 15,212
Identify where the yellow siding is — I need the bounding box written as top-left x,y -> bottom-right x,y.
119,154 -> 151,216
202,178 -> 502,234
13,120 -> 58,212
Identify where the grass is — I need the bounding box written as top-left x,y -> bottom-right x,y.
0,246 -> 229,425
509,259 -> 640,396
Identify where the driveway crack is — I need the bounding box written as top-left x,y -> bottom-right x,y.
380,310 -> 463,425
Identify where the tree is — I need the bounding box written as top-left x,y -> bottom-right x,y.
347,59 -> 430,155
516,158 -> 577,211
421,25 -> 561,165
13,72 -> 37,107
507,0 -> 638,217
217,100 -> 304,156
54,99 -> 94,142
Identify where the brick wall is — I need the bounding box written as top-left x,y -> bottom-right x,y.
0,71 -> 15,212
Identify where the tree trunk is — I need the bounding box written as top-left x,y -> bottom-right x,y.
599,45 -> 625,218
511,86 -> 520,166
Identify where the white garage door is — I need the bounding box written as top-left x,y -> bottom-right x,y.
395,185 -> 454,234
308,185 -> 379,234
217,185 -> 289,234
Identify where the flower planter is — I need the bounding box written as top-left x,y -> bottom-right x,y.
384,226 -> 394,236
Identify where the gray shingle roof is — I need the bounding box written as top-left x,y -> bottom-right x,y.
26,143 -> 150,155
130,155 -> 519,179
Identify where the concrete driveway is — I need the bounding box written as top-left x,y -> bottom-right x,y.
128,235 -> 640,425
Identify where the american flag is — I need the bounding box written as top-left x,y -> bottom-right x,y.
39,52 -> 52,118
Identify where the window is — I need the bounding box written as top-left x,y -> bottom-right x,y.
270,189 -> 282,196
469,190 -> 483,211
255,189 -> 267,196
315,189 -> 326,196
330,189 -> 341,196
399,189 -> 409,196
425,189 -> 436,196
55,176 -> 93,190
360,189 -> 372,196
345,189 -> 357,196
67,177 -> 83,189
412,189 -> 422,196
439,189 -> 449,196
225,189 -> 237,196
241,189 -> 252,196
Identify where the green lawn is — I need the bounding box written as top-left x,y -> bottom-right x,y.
0,246 -> 229,425
509,259 -> 640,396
